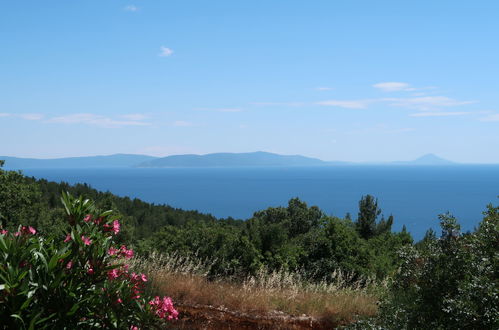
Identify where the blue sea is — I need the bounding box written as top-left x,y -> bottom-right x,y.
21,166 -> 499,240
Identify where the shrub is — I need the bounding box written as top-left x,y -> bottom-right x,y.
0,192 -> 178,329
375,204 -> 499,329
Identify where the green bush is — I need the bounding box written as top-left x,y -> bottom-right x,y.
376,204 -> 499,329
0,192 -> 178,329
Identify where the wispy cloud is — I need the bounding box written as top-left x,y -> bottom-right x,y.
173,120 -> 193,127
18,113 -> 44,120
373,82 -> 416,92
315,87 -> 334,91
373,82 -> 436,93
316,99 -> 375,109
46,113 -> 151,128
0,113 -> 44,120
195,107 -> 242,113
384,96 -> 475,111
317,96 -> 474,111
124,5 -> 138,12
409,111 -> 471,117
159,46 -> 173,57
251,102 -> 305,107
479,113 -> 499,122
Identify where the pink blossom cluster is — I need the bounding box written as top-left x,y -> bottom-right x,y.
11,226 -> 37,237
103,220 -> 120,235
107,266 -> 148,300
108,245 -> 134,259
148,296 -> 179,320
83,214 -> 120,235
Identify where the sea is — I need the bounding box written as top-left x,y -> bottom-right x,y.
20,165 -> 499,240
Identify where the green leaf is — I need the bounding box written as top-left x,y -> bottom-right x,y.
0,235 -> 8,252
10,314 -> 25,326
28,311 -> 42,330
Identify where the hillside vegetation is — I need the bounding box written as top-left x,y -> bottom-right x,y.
1,161 -> 497,329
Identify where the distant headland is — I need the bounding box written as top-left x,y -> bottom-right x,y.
0,152 -> 462,169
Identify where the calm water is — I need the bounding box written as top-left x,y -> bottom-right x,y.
21,166 -> 499,240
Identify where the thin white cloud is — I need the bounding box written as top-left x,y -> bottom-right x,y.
373,82 -> 437,93
251,102 -> 305,107
159,46 -> 173,57
195,107 -> 243,112
384,96 -> 475,111
46,113 -> 151,128
316,95 -> 474,112
18,113 -> 44,120
373,82 -> 416,92
0,113 -> 11,117
124,5 -> 138,12
316,99 -> 375,109
409,111 -> 471,117
173,120 -> 193,127
479,113 -> 499,122
316,87 -> 334,91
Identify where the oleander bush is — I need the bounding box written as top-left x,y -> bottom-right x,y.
0,192 -> 177,329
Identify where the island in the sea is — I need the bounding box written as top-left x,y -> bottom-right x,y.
1,151 -> 456,169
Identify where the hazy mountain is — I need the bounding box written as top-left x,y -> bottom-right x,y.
0,152 -> 459,169
138,151 -> 329,167
0,154 -> 158,169
392,154 -> 455,165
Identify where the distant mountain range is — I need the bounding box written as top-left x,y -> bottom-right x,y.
0,154 -> 157,169
0,152 -> 459,169
137,151 -> 329,167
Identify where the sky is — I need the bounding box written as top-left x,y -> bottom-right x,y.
1,0 -> 498,163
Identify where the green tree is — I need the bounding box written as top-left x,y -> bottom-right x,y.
0,161 -> 40,229
355,195 -> 381,239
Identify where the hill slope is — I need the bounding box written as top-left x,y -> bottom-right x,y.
392,153 -> 455,165
138,151 -> 329,167
0,154 -> 158,169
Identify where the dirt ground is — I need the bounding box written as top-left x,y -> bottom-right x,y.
168,303 -> 343,329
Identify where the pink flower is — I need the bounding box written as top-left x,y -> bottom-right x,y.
141,274 -> 148,282
116,298 -> 123,304
64,233 -> 72,242
81,235 -> 92,246
120,245 -> 134,259
19,226 -> 37,235
83,214 -> 92,223
149,296 -> 178,320
0,229 -> 7,235
108,247 -> 119,256
66,260 -> 73,270
87,268 -> 94,275
107,268 -> 120,280
14,232 -> 21,237
129,326 -> 138,330
112,220 -> 120,235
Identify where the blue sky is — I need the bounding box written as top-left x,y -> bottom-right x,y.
1,1 -> 498,162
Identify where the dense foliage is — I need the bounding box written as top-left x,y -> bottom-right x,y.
1,163 -> 498,328
0,164 -> 412,281
375,207 -> 499,329
0,190 -> 177,329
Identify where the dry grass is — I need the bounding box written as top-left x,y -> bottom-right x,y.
130,252 -> 380,324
